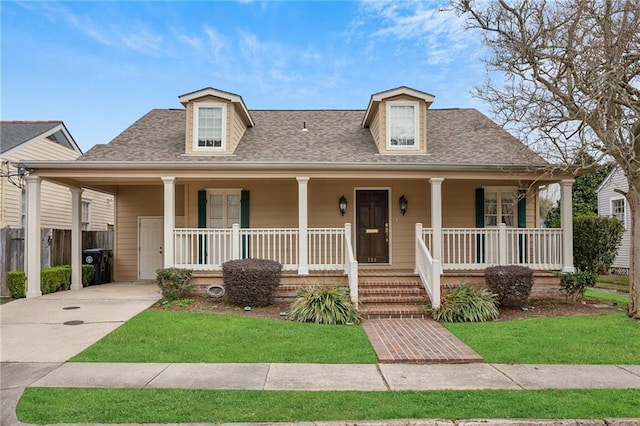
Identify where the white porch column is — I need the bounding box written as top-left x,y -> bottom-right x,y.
162,177 -> 176,268
297,177 -> 309,275
70,187 -> 84,291
560,179 -> 575,273
430,177 -> 444,261
25,176 -> 42,298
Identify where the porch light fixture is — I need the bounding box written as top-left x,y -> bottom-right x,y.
339,195 -> 347,216
399,194 -> 408,216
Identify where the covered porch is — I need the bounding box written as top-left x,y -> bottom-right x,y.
23,173 -> 575,309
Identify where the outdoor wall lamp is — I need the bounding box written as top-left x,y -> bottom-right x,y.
339,195 -> 347,216
399,194 -> 408,216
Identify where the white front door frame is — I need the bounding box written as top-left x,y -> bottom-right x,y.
138,216 -> 164,280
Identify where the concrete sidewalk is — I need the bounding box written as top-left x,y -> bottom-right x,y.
14,362 -> 640,391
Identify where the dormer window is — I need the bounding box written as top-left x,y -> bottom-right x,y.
194,103 -> 226,150
387,101 -> 419,149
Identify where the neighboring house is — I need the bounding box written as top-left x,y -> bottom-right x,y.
1,121 -> 114,230
597,166 -> 630,273
20,86 -> 576,312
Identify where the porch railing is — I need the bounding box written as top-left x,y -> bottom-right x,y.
344,223 -> 358,304
415,224 -> 441,309
422,224 -> 563,270
173,225 -> 353,272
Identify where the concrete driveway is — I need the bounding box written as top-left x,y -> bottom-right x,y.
1,282 -> 161,363
0,281 -> 161,425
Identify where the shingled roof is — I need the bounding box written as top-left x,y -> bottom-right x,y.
1,121 -> 80,155
78,108 -> 548,168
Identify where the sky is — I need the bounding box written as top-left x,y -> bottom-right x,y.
1,0 -> 493,153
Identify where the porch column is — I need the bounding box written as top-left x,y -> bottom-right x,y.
25,176 -> 42,298
560,179 -> 575,273
70,187 -> 83,291
430,177 -> 444,261
297,177 -> 309,275
162,177 -> 175,268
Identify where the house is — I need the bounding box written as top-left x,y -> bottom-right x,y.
597,166 -> 630,273
19,86 -> 576,313
1,121 -> 114,230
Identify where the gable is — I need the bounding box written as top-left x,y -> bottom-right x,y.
0,121 -> 81,156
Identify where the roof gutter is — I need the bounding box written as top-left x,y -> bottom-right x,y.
20,160 -> 557,173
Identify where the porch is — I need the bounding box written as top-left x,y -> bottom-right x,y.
171,223 -> 569,310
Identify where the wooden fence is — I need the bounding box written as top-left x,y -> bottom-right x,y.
0,228 -> 113,296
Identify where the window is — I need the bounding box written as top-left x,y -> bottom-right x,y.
484,189 -> 515,227
207,190 -> 241,228
611,198 -> 626,228
194,104 -> 226,150
387,102 -> 419,148
81,201 -> 91,231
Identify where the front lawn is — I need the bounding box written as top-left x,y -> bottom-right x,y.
18,388 -> 640,424
596,274 -> 629,293
444,313 -> 640,364
71,309 -> 377,364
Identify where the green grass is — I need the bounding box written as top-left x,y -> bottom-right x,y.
71,310 -> 377,363
18,388 -> 640,424
0,296 -> 13,305
596,274 -> 629,292
584,288 -> 629,304
444,313 -> 640,364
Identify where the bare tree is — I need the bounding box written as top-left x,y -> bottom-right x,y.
451,0 -> 640,318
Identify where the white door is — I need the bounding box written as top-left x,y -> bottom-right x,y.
139,217 -> 164,280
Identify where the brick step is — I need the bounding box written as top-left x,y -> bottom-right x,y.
359,279 -> 422,287
359,295 -> 427,304
359,303 -> 430,319
358,286 -> 424,296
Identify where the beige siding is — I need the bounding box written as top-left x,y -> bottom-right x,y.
229,106 -> 247,152
370,108 -> 381,150
115,185 -> 185,281
1,139 -> 113,229
114,178 -> 542,277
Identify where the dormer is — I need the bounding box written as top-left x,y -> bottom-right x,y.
179,87 -> 254,155
362,86 -> 434,155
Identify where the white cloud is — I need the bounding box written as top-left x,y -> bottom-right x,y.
356,0 -> 480,65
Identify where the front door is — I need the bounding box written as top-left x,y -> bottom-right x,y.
139,217 -> 164,280
356,190 -> 389,264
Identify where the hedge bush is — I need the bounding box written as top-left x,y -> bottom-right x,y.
82,264 -> 95,287
484,265 -> 534,308
431,285 -> 499,323
7,271 -> 26,299
156,268 -> 193,300
41,266 -> 72,294
574,214 -> 624,274
222,258 -> 282,307
559,270 -> 597,301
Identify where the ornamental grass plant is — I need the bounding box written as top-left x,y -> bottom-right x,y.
431,285 -> 499,323
287,286 -> 361,325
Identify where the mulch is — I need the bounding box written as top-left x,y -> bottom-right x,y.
153,295 -> 625,321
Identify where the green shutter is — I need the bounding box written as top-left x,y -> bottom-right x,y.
241,190 -> 250,228
198,190 -> 207,228
197,190 -> 207,263
475,188 -> 485,228
517,189 -> 527,228
517,189 -> 528,263
241,190 -> 250,258
475,188 -> 485,263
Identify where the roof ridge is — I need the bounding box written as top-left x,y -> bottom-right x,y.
1,120 -> 63,124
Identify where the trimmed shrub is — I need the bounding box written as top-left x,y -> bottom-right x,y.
82,264 -> 95,287
156,268 -> 193,300
431,285 -> 499,323
485,265 -> 534,308
287,286 -> 361,325
7,271 -> 26,299
222,259 -> 282,307
574,214 -> 624,274
559,270 -> 597,301
41,266 -> 72,294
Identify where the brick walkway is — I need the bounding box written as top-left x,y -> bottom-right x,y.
362,318 -> 483,363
